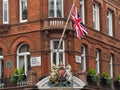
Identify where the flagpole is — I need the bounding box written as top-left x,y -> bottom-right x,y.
57,1 -> 75,51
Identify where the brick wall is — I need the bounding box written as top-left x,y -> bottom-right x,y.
0,0 -> 120,85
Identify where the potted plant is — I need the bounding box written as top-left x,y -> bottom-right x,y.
114,75 -> 120,89
100,72 -> 112,88
10,68 -> 27,86
87,68 -> 99,85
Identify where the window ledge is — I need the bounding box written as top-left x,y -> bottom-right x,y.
0,24 -> 10,33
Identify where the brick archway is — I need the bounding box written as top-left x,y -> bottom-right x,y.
0,41 -> 8,54
10,36 -> 35,54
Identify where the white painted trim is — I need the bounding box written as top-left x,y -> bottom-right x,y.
19,0 -> 27,22
80,0 -> 85,24
17,43 -> 30,75
96,49 -> 100,74
109,54 -> 113,78
50,39 -> 65,67
0,56 -> 3,79
93,2 -> 100,30
36,76 -> 86,89
3,0 -> 9,24
81,45 -> 86,72
107,10 -> 113,36
48,0 -> 64,17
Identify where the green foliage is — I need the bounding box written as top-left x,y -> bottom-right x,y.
91,75 -> 99,82
101,72 -> 112,85
88,68 -> 96,75
117,75 -> 120,81
19,68 -> 24,75
14,68 -> 19,75
88,68 -> 99,83
106,78 -> 112,85
10,74 -> 17,82
10,68 -> 25,82
102,72 -> 109,78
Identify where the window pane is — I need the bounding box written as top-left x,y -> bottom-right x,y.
93,3 -> 99,30
1,59 -> 4,78
107,17 -> 110,33
51,40 -> 64,66
53,52 -> 56,64
49,0 -> 54,17
96,50 -> 100,74
81,45 -> 86,72
27,55 -> 31,70
3,0 -> 8,23
19,56 -> 24,69
107,10 -> 113,36
49,0 -> 63,17
17,44 -> 30,75
59,52 -> 63,64
0,59 -> 4,78
19,44 -> 29,53
4,3 -> 8,22
0,60 -> 2,78
53,41 -> 63,49
80,0 -> 85,23
0,49 -> 3,55
109,54 -> 113,78
56,0 -> 62,17
21,0 -> 27,20
81,57 -> 84,71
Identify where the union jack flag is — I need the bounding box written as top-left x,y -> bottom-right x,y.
71,3 -> 88,40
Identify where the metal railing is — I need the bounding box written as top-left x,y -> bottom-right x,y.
0,77 -> 27,88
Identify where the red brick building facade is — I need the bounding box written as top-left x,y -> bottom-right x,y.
0,0 -> 120,89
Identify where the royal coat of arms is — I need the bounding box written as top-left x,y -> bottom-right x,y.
48,63 -> 73,87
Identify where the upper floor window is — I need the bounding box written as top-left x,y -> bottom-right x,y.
3,0 -> 9,24
81,45 -> 86,72
50,39 -> 65,66
109,54 -> 113,78
49,0 -> 64,17
80,0 -> 85,24
107,10 -> 113,36
96,49 -> 100,74
93,2 -> 100,30
20,0 -> 27,22
17,43 -> 30,75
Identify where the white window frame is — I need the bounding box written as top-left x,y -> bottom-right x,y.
93,2 -> 100,30
0,56 -> 3,79
20,0 -> 27,22
96,49 -> 100,74
48,0 -> 64,18
80,0 -> 85,24
3,0 -> 9,24
50,39 -> 65,67
81,45 -> 86,72
109,54 -> 113,78
107,10 -> 113,36
17,43 -> 30,75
